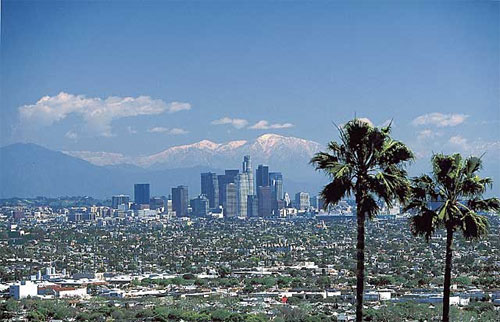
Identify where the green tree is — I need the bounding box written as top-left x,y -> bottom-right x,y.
218,266 -> 232,278
405,153 -> 500,322
311,118 -> 413,321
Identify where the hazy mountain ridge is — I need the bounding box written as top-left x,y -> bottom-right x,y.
64,134 -> 323,170
0,135 -> 328,198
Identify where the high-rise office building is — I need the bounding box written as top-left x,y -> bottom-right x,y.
257,186 -> 272,217
269,172 -> 283,201
217,175 -> 226,207
172,185 -> 189,217
310,195 -> 325,210
201,172 -> 219,208
225,169 -> 239,181
256,165 -> 269,188
134,184 -> 150,206
111,195 -> 130,209
236,173 -> 250,217
149,197 -> 165,210
247,195 -> 258,217
224,183 -> 237,218
166,199 -> 173,213
295,192 -> 310,210
191,195 -> 209,217
242,155 -> 254,195
218,170 -> 239,207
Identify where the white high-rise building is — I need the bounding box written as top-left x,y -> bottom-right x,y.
242,155 -> 254,196
236,173 -> 250,217
284,192 -> 291,207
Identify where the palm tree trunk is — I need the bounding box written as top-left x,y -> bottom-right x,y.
356,210 -> 366,322
443,224 -> 453,322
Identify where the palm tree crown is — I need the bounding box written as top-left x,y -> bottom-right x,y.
405,153 -> 500,240
311,119 -> 414,214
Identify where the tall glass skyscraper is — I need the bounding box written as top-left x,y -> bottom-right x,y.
236,173 -> 249,217
134,184 -> 150,205
201,172 -> 219,208
269,172 -> 283,214
224,183 -> 237,218
242,155 -> 254,195
269,172 -> 283,201
256,165 -> 269,188
257,186 -> 272,217
247,195 -> 259,217
191,195 -> 209,217
218,170 -> 239,207
172,185 -> 189,217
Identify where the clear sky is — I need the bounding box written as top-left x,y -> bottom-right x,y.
1,1 -> 499,172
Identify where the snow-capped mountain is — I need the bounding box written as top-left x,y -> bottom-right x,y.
65,134 -> 323,172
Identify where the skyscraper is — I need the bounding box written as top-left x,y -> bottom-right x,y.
134,184 -> 150,206
191,195 -> 209,217
269,172 -> 283,214
242,155 -> 254,195
149,197 -> 165,210
201,172 -> 219,208
111,195 -> 130,209
224,183 -> 237,218
269,172 -> 283,201
236,173 -> 250,217
284,192 -> 291,208
247,195 -> 258,217
172,185 -> 188,217
256,165 -> 269,188
225,169 -> 239,181
217,175 -> 226,207
218,170 -> 239,207
295,192 -> 310,210
257,186 -> 272,217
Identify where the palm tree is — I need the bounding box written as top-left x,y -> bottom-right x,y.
311,119 -> 413,321
405,153 -> 500,322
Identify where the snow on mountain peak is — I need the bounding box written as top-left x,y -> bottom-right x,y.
65,134 -> 322,169
256,133 -> 284,142
192,140 -> 220,150
221,140 -> 248,150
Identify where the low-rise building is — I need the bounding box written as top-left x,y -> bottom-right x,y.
9,281 -> 38,299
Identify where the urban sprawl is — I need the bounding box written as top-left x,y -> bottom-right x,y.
1,156 -> 499,321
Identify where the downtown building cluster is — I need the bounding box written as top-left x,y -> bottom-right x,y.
110,155 -> 321,220
201,155 -> 287,218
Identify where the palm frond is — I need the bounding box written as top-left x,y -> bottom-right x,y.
467,197 -> 500,213
460,212 -> 489,240
319,177 -> 353,209
461,175 -> 489,196
410,210 -> 439,241
463,156 -> 482,176
378,140 -> 414,166
310,152 -> 340,170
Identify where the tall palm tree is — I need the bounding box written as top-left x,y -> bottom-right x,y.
405,153 -> 500,322
311,119 -> 413,321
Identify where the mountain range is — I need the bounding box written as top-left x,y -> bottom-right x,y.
0,134 -> 328,199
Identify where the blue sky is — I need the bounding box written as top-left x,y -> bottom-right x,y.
1,1 -> 499,174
